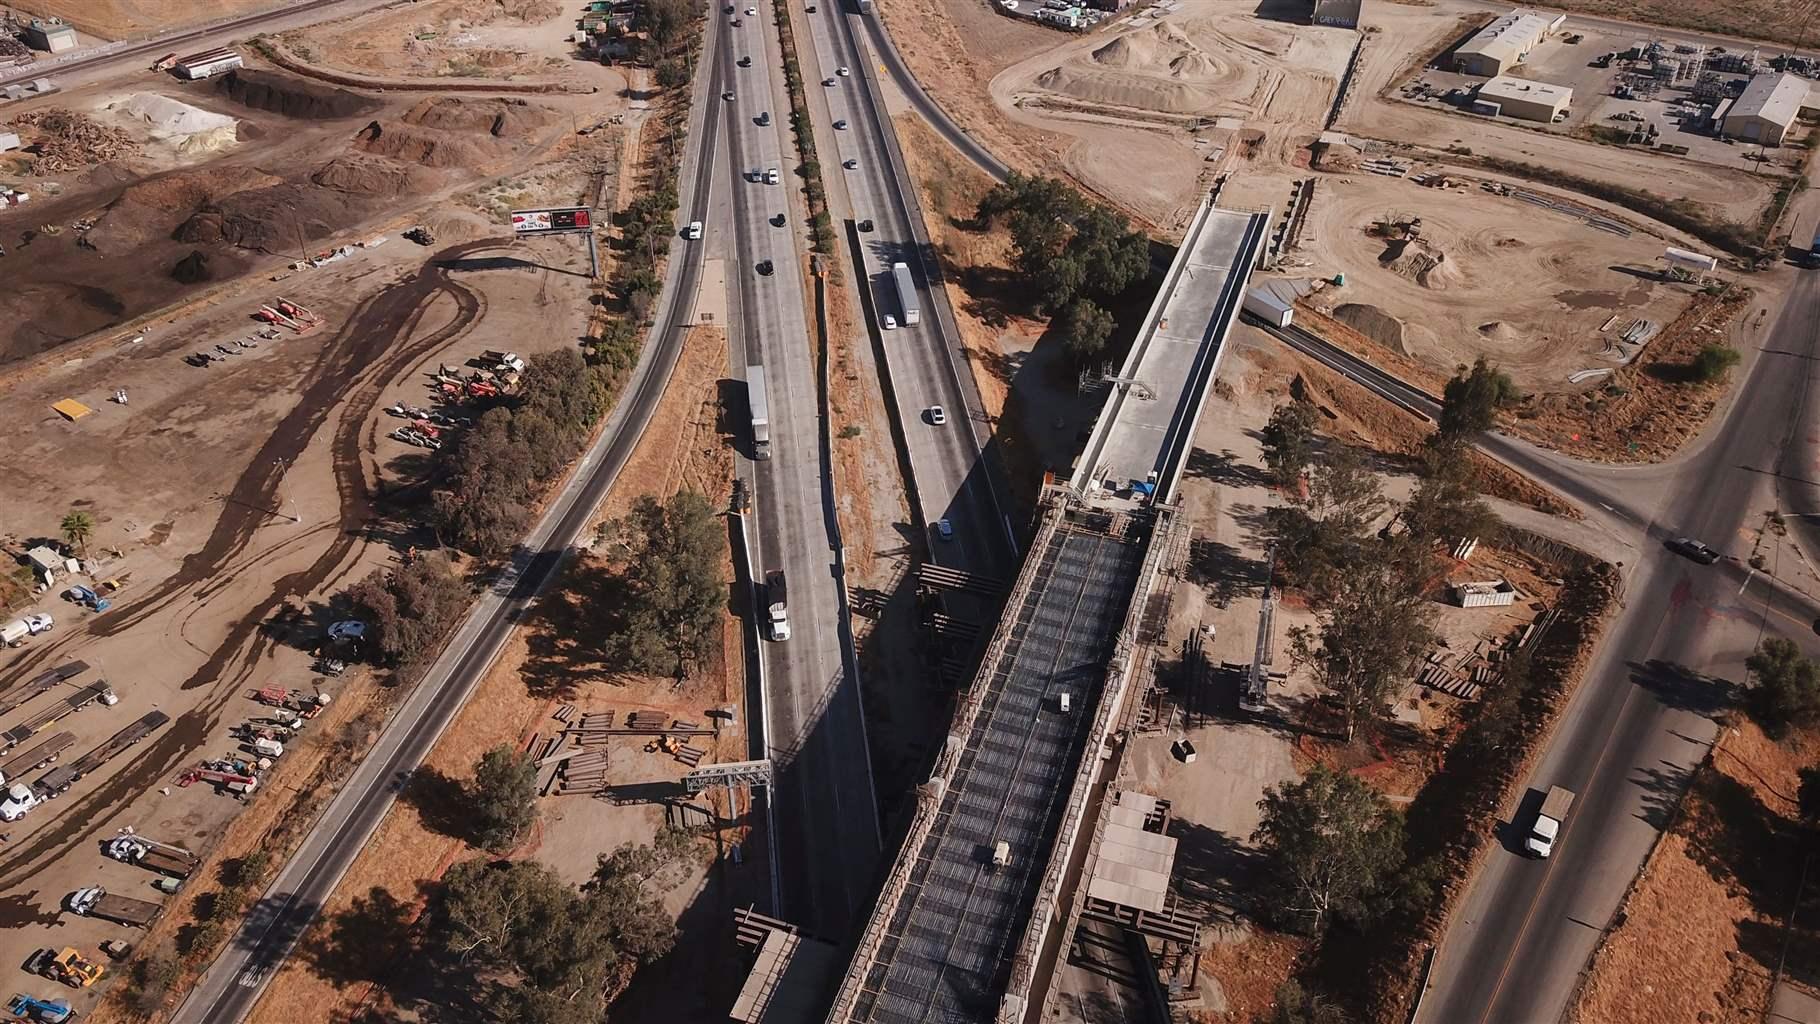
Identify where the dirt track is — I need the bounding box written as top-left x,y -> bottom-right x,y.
0,242 -> 498,897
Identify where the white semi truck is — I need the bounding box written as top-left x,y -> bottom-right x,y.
747,365 -> 771,461
890,261 -> 921,326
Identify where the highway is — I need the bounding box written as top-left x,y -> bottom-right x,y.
799,0 -> 1017,581
713,0 -> 883,941
169,16 -> 732,1024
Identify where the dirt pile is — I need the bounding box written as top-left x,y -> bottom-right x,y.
91,165 -> 282,247
174,181 -> 365,252
354,121 -> 486,169
398,96 -> 554,139
1477,321 -> 1519,345
1332,303 -> 1407,354
309,153 -> 436,196
7,108 -> 139,172
170,249 -> 212,282
212,69 -> 378,120
1378,236 -> 1459,290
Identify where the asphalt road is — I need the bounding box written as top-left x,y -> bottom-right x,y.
801,0 -> 1016,580
169,27 -> 731,1024
714,0 -> 883,941
853,11 -> 1007,181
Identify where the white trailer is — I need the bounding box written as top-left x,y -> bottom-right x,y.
890,262 -> 921,326
174,48 -> 243,80
1242,287 -> 1294,328
747,365 -> 771,461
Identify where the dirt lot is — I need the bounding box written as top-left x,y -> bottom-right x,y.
1287,171 -> 1698,394
281,0 -> 617,89
0,53 -> 624,1015
1570,719 -> 1820,1024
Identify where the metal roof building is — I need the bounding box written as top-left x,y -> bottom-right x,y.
1477,75 -> 1573,122
1724,71 -> 1806,145
1452,8 -> 1564,77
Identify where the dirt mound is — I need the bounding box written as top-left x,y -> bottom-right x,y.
170,249 -> 213,282
213,69 -> 378,120
1477,321 -> 1520,343
1332,303 -> 1407,354
1379,236 -> 1459,290
1169,52 -> 1222,78
309,153 -> 435,196
91,164 -> 282,247
354,121 -> 486,168
174,181 -> 363,252
1090,33 -> 1156,69
398,96 -> 553,139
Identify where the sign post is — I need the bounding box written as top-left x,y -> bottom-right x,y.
509,206 -> 599,278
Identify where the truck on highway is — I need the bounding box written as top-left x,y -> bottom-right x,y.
747,365 -> 772,461
763,570 -> 791,641
890,261 -> 921,326
66,887 -> 161,927
106,835 -> 199,880
1242,286 -> 1293,328
1525,785 -> 1575,858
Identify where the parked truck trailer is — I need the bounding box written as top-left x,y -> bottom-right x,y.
66,887 -> 161,927
35,711 -> 166,798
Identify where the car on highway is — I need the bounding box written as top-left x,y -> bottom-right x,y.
757,259 -> 774,276
738,55 -> 752,67
686,221 -> 703,240
883,313 -> 897,330
857,218 -> 874,232
745,5 -> 756,12
843,158 -> 857,169
765,167 -> 780,184
1666,537 -> 1721,564
824,77 -> 836,86
723,90 -> 735,101
756,111 -> 770,126
732,16 -> 741,24
724,3 -> 734,10
837,65 -> 850,76
833,119 -> 848,130
935,519 -> 954,541
927,406 -> 947,425
771,213 -> 786,227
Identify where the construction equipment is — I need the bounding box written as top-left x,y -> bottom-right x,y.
404,226 -> 434,245
64,586 -> 108,613
66,887 -> 160,927
177,764 -> 257,795
25,948 -> 104,988
7,991 -> 74,1021
106,834 -> 198,879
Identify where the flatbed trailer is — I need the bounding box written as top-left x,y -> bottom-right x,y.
2,682 -> 115,750
134,846 -> 197,879
34,712 -> 167,798
70,889 -> 160,927
0,731 -> 75,783
0,662 -> 88,719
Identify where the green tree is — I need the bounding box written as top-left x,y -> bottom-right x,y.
599,491 -> 726,678
1746,637 -> 1820,737
1289,539 -> 1437,741
1261,397 -> 1321,490
1253,765 -> 1405,934
347,552 -> 472,674
60,510 -> 95,558
471,745 -> 538,851
1056,298 -> 1116,361
1689,343 -> 1741,384
1267,446 -> 1388,598
1438,357 -> 1519,443
1402,443 -> 1496,544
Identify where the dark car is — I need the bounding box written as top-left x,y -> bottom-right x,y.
857,218 -> 874,232
738,55 -> 752,67
1666,537 -> 1720,564
771,213 -> 786,226
757,259 -> 774,276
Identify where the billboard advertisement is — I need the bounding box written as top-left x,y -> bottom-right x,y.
510,207 -> 593,235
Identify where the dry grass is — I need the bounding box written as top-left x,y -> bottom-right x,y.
1189,928 -> 1309,1023
8,0 -> 273,39
1545,0 -> 1818,49
1571,720 -> 1820,1024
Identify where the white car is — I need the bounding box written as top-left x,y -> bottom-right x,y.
745,5 -> 756,12
842,158 -> 857,169
686,221 -> 703,240
327,620 -> 367,641
928,406 -> 947,425
22,613 -> 51,634
765,167 -> 780,184
883,314 -> 898,330
837,65 -> 850,76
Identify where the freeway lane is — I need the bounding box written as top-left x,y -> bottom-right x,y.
171,18 -> 731,1024
1421,270 -> 1820,1024
802,0 -> 1016,580
718,0 -> 882,940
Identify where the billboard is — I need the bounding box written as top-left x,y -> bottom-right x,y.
510,207 -> 593,235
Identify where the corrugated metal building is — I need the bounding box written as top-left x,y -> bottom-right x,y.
1452,8 -> 1564,77
1723,71 -> 1805,145
22,19 -> 76,53
1476,75 -> 1573,122
1310,0 -> 1361,29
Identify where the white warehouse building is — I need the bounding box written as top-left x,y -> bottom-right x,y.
1723,71 -> 1806,145
1452,8 -> 1565,77
1476,75 -> 1573,122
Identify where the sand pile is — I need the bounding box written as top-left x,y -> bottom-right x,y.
1090,33 -> 1158,69
213,69 -> 378,120
310,153 -> 435,196
1033,22 -> 1239,114
1333,303 -> 1407,354
1379,237 -> 1459,290
1478,321 -> 1520,343
399,96 -> 554,139
102,93 -> 239,155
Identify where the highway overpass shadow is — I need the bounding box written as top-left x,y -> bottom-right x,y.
1168,819 -> 1263,919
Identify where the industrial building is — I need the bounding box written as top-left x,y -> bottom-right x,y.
1475,75 -> 1573,122
173,48 -> 243,80
21,18 -> 75,53
1309,0 -> 1361,29
1452,8 -> 1565,77
1723,71 -> 1806,145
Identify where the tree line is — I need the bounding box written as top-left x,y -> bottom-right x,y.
973,172 -> 1151,363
